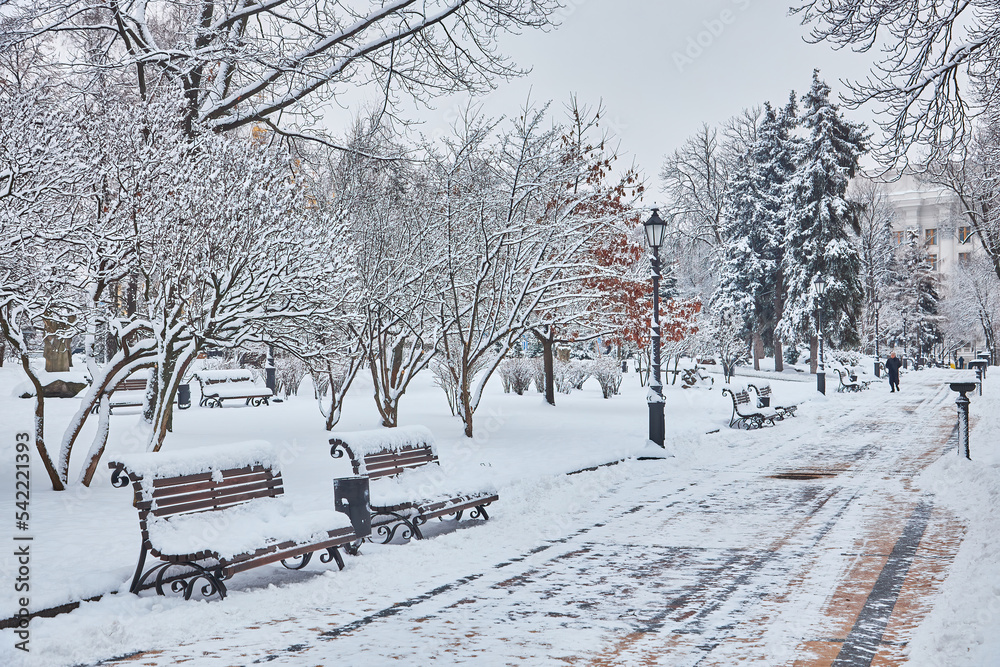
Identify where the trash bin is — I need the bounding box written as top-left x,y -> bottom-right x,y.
177,383 -> 191,410
334,476 -> 371,538
621,361 -> 628,373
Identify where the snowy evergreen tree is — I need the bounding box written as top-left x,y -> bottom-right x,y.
779,72 -> 868,350
887,230 -> 942,360
712,98 -> 798,368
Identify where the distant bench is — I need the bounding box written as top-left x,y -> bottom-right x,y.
109,441 -> 367,600
106,375 -> 149,412
330,426 -> 498,544
192,369 -> 272,408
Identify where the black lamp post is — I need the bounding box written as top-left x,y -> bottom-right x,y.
873,293 -> 882,377
644,208 -> 668,448
814,274 -> 827,395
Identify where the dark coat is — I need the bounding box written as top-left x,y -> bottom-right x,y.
886,356 -> 902,378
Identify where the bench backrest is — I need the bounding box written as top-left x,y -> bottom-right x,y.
747,383 -> 772,398
109,462 -> 283,521
723,387 -> 752,406
194,370 -> 256,385
115,377 -> 148,392
330,440 -> 438,480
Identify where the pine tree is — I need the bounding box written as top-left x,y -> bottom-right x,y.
779,71 -> 868,350
712,98 -> 798,367
889,230 -> 942,360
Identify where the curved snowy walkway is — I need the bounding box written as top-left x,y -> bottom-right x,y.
34,374 -> 966,666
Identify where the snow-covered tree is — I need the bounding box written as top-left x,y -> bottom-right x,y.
849,178 -> 896,354
779,72 -> 868,352
713,98 -> 798,370
886,230 -> 942,360
9,0 -> 562,141
792,0 -> 1000,163
429,103 -> 639,437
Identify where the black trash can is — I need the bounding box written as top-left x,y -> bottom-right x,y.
177,383 -> 191,410
334,476 -> 372,538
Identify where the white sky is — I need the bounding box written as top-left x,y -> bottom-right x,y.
327,1 -> 881,189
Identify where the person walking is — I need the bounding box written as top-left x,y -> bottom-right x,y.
886,351 -> 902,393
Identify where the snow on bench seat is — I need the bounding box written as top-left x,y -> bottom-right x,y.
109,440 -> 361,600
370,465 -> 498,509
192,369 -> 272,408
146,497 -> 351,560
330,426 -> 498,543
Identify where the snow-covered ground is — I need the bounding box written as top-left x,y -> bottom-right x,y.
0,360 -> 997,665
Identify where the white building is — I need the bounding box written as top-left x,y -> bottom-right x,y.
880,171 -> 984,359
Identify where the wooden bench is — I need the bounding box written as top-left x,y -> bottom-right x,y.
95,375 -> 149,413
109,441 -> 365,600
834,367 -> 862,393
192,369 -> 272,408
722,386 -> 781,429
746,382 -> 797,418
330,426 -> 498,544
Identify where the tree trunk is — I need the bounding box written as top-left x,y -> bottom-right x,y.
43,317 -> 72,372
538,330 -> 555,406
21,353 -> 64,490
460,375 -> 475,438
753,331 -> 764,371
810,335 -> 818,374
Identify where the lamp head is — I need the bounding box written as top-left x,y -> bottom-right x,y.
643,209 -> 668,249
813,274 -> 827,296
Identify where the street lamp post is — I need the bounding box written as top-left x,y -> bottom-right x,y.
873,293 -> 881,377
814,274 -> 827,395
644,209 -> 668,448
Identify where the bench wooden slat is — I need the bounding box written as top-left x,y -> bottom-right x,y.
148,480 -> 282,513
150,470 -> 276,496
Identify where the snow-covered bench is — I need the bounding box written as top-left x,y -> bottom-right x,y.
722,386 -> 781,429
109,441 -> 366,600
329,426 -> 498,544
192,369 -> 272,408
99,374 -> 149,413
834,367 -> 862,393
746,382 -> 797,418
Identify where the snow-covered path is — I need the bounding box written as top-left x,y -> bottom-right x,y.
63,375 -> 963,666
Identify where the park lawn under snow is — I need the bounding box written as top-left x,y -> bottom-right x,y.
1,359 -> 999,664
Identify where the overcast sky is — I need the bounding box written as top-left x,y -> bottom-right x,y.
330,1 -> 881,191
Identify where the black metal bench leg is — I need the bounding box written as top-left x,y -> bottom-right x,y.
320,546 -> 345,570
471,505 -> 490,521
129,543 -> 149,594
281,552 -> 313,570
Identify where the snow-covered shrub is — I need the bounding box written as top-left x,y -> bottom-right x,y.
554,360 -> 590,394
829,349 -> 861,367
591,357 -> 622,398
275,354 -> 308,398
784,345 -> 801,365
498,358 -> 534,395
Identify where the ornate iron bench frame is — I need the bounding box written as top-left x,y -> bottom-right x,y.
834,368 -> 862,393
108,458 -> 363,600
329,437 -> 497,545
192,370 -> 272,408
722,387 -> 781,429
